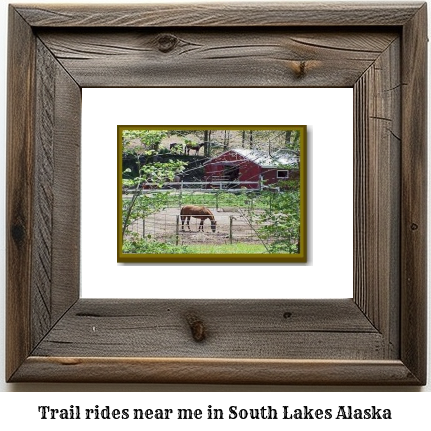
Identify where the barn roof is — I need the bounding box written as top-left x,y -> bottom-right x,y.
206,148 -> 298,168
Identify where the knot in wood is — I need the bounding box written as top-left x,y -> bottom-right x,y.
186,314 -> 206,342
411,223 -> 418,230
157,34 -> 178,53
11,222 -> 25,245
293,61 -> 307,79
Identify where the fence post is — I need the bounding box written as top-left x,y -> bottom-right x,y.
176,215 -> 180,245
229,216 -> 233,244
142,217 -> 145,238
216,193 -> 219,211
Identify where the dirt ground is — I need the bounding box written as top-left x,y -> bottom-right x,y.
131,206 -> 265,245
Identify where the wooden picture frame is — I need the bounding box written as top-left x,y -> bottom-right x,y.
6,2 -> 427,384
117,125 -> 307,263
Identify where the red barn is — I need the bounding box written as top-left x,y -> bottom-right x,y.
204,149 -> 299,189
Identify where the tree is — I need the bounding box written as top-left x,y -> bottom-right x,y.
204,130 -> 210,157
256,188 -> 300,253
123,129 -> 167,153
250,130 -> 302,253
223,130 -> 230,150
122,129 -> 188,246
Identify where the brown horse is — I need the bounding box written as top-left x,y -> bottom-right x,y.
184,142 -> 205,155
180,205 -> 216,232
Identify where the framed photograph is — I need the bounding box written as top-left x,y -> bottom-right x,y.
118,125 -> 306,263
6,3 -> 427,384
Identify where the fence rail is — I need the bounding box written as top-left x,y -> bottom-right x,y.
122,188 -> 299,252
127,210 -> 297,250
124,180 -> 262,193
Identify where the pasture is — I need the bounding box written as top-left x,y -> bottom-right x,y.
129,206 -> 266,246
123,190 -> 300,254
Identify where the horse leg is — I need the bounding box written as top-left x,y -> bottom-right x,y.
199,219 -> 204,231
181,216 -> 185,231
187,216 -> 191,231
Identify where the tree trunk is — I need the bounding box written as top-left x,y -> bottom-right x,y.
204,130 -> 210,157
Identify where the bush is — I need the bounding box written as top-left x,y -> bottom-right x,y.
123,236 -> 189,254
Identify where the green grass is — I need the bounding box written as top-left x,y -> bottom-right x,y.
185,243 -> 268,254
163,190 -> 272,211
127,189 -> 299,216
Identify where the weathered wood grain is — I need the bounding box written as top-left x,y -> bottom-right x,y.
37,29 -> 398,87
12,357 -> 421,385
353,38 -> 401,359
15,2 -> 423,27
6,7 -> 36,382
31,39 -> 81,348
400,3 -> 428,385
50,55 -> 81,324
32,40 -> 56,347
32,299 -> 383,360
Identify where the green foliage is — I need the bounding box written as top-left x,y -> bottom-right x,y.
121,130 -> 189,254
122,193 -> 169,227
163,191 -> 269,210
169,144 -> 184,155
122,129 -> 167,154
123,234 -> 189,254
139,160 -> 186,187
186,243 -> 267,254
167,130 -> 199,138
255,185 -> 300,253
122,158 -> 187,240
184,138 -> 197,146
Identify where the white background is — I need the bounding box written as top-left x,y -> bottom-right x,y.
81,87 -> 353,299
0,0 -> 430,427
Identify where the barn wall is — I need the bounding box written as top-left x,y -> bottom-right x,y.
204,162 -> 222,179
261,168 -> 300,189
261,167 -> 278,185
204,151 -> 244,179
204,150 -> 262,189
238,160 -> 261,188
